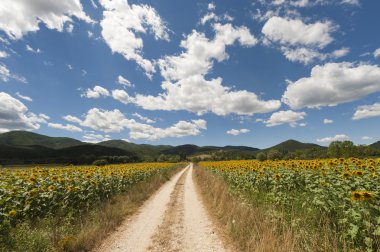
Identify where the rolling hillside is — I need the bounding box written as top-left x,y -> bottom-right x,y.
265,139 -> 325,152
0,131 -> 83,149
370,141 -> 380,150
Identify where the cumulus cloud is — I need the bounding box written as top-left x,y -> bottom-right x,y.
262,16 -> 335,49
81,85 -> 110,98
323,119 -> 334,124
226,128 -> 250,136
200,12 -> 219,25
282,62 -> 380,109
63,115 -> 82,124
15,92 -> 32,102
0,92 -> 48,132
352,103 -> 380,120
0,50 -> 9,58
361,136 -> 372,140
208,3 -> 216,10
48,123 -> 82,132
263,110 -> 306,127
0,64 -> 27,83
83,133 -> 111,143
117,75 -> 133,87
99,0 -> 169,77
262,16 -> 340,64
64,108 -> 207,140
112,89 -> 133,105
374,48 -> 380,58
0,0 -> 93,40
132,112 -> 156,124
317,134 -> 350,143
133,23 -> 280,116
26,44 -> 41,53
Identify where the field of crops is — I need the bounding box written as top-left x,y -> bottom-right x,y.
0,163 -> 176,233
199,159 -> 380,250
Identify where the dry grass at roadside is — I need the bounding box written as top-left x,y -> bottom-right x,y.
194,166 -> 298,252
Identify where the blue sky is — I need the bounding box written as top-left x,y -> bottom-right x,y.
0,0 -> 380,148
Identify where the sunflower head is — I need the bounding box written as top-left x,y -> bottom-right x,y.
8,209 -> 17,218
351,191 -> 363,201
361,191 -> 375,201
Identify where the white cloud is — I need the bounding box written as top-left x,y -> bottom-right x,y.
66,23 -> 74,33
83,133 -> 111,143
65,108 -> 207,140
88,31 -> 93,38
63,115 -> 82,124
112,89 -> 133,105
0,64 -> 27,83
48,123 -> 82,132
352,103 -> 380,120
282,62 -> 380,109
361,136 -> 372,140
341,0 -> 360,5
90,0 -> 98,9
200,12 -> 219,25
226,128 -> 250,136
331,47 -> 350,58
99,0 -> 169,77
208,3 -> 216,10
81,69 -> 87,76
281,47 -> 325,65
26,44 -> 41,53
81,85 -> 110,99
0,50 -> 9,58
0,0 -> 93,40
262,16 -> 339,64
262,16 -> 335,49
0,92 -> 48,132
15,92 -> 32,102
323,119 -> 334,124
264,110 -> 306,127
317,134 -> 350,143
67,64 -> 73,70
134,23 -> 279,116
280,46 -> 349,65
374,48 -> 380,58
117,75 -> 133,87
132,112 -> 156,123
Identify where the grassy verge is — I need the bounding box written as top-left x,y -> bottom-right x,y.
194,165 -> 343,252
1,164 -> 183,252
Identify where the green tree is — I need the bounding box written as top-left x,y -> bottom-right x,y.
256,152 -> 267,161
328,141 -> 343,158
267,149 -> 283,160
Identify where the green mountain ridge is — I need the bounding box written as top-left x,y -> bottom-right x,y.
264,139 -> 326,152
1,131 -> 378,164
370,141 -> 380,150
0,131 -> 83,149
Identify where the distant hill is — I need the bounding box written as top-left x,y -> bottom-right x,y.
4,131 -> 378,165
161,144 -> 260,156
97,140 -> 172,159
0,131 -> 83,149
0,143 -> 138,165
265,139 -> 325,152
370,141 -> 380,150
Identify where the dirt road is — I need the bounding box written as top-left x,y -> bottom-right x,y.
95,163 -> 230,252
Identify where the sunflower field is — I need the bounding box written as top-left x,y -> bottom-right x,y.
199,158 -> 380,250
0,163 -> 176,234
